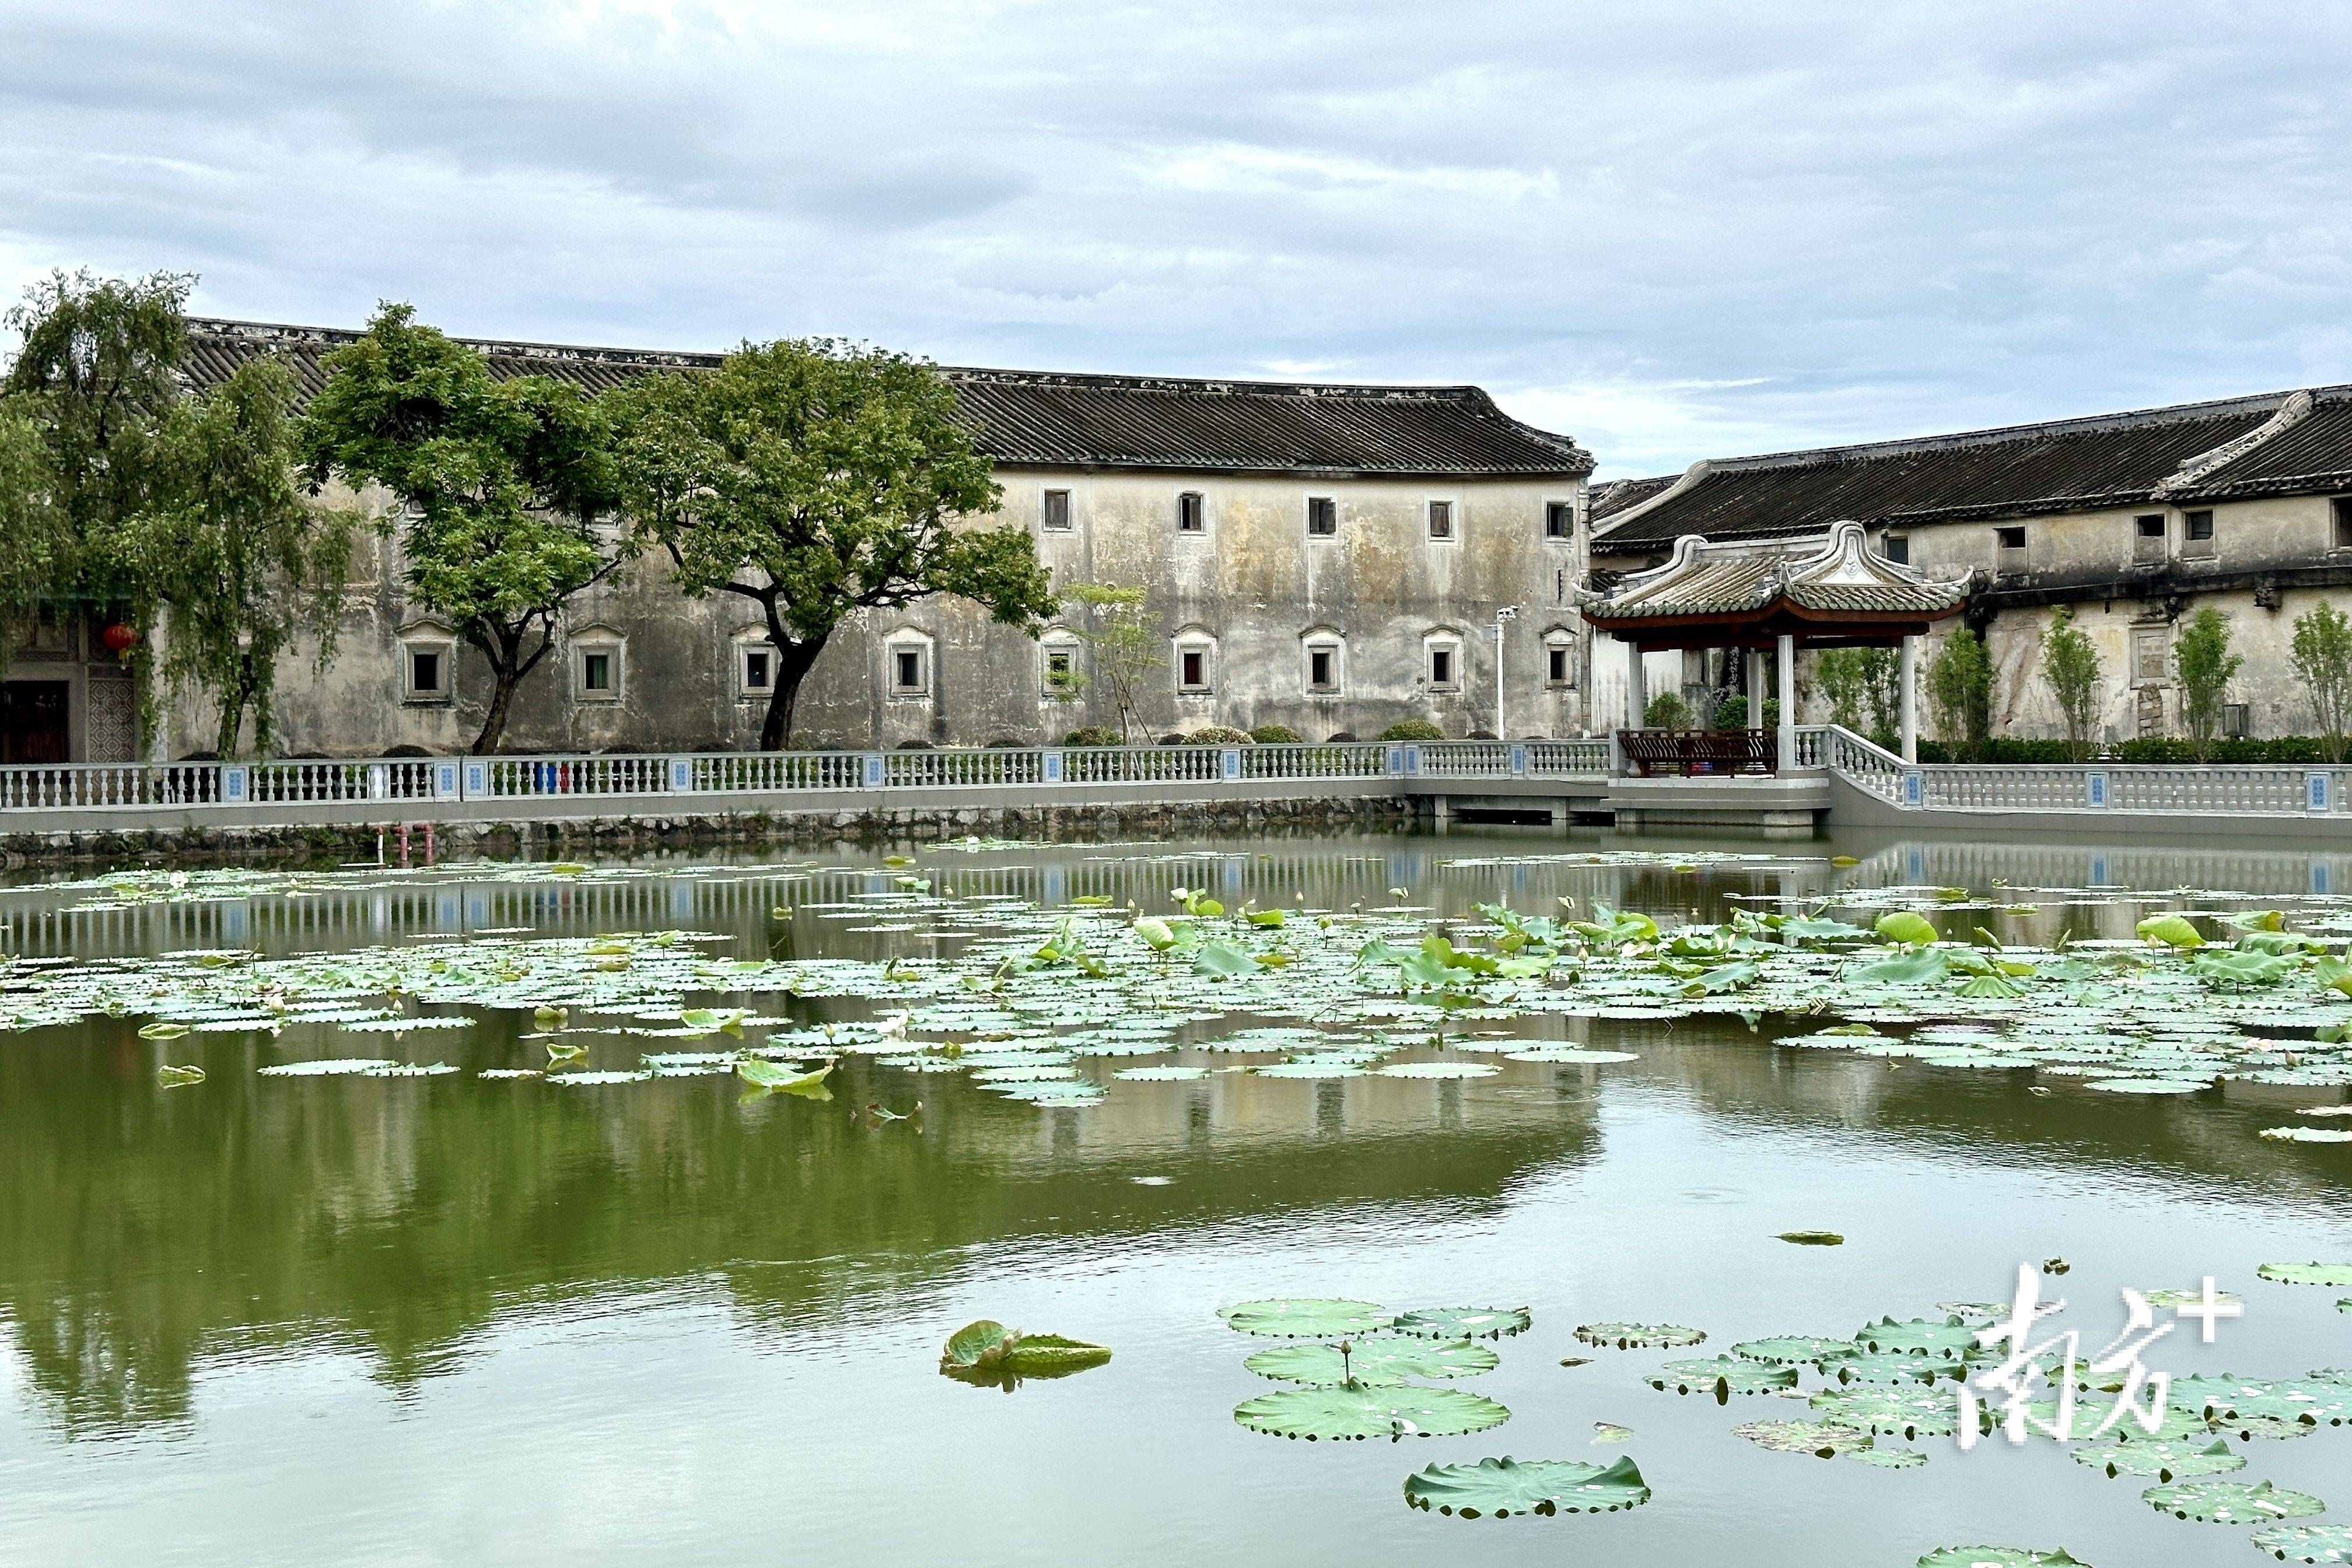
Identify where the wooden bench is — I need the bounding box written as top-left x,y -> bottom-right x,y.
1616,728 -> 1777,776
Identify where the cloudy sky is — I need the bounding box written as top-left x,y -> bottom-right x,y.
5,0 -> 2350,477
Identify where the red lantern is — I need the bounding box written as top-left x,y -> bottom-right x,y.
100,622 -> 141,656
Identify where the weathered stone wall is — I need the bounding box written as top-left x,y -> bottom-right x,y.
173,467 -> 1591,757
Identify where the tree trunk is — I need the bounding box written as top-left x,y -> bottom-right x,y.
470,629 -> 523,755
761,637 -> 825,751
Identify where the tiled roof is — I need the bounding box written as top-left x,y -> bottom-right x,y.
183,319 -> 1592,478
1591,386 -> 2352,548
1587,521 -> 1972,624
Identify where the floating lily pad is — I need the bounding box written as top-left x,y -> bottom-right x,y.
1376,1061 -> 1500,1079
939,1319 -> 1111,1378
1219,1298 -> 1395,1338
2262,1127 -> 2352,1143
1915,1549 -> 2089,1568
1850,1445 -> 1926,1468
2260,1263 -> 2352,1287
2141,1478 -> 2326,1523
1808,1384 -> 1961,1437
1234,1381 -> 1511,1441
2251,1523 -> 2352,1563
1402,1454 -> 1650,1517
1734,1335 -> 1856,1367
2071,1435 -> 2243,1482
1779,1230 -> 1845,1245
1646,1356 -> 1799,1397
1833,1352 -> 1963,1385
1391,1307 -> 1531,1340
1244,1335 -> 1498,1386
1504,1046 -> 1641,1064
1730,1419 -> 1876,1458
1852,1314 -> 1976,1360
1575,1322 -> 1704,1350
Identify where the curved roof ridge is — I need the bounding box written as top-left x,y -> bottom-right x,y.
1706,387 -> 2301,473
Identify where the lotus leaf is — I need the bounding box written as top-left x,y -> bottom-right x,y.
1574,1322 -> 1703,1349
2172,1375 -> 2352,1427
1391,1307 -> 1531,1340
1234,1382 -> 1510,1441
2070,1435 -> 2244,1481
939,1320 -> 1111,1377
136,1021 -> 190,1040
257,1057 -> 400,1076
1875,912 -> 1938,945
1734,1335 -> 1856,1367
1730,1419 -> 1875,1457
2141,1478 -> 2325,1523
736,1059 -> 834,1098
1219,1298 -> 1395,1338
1401,1454 -> 1650,1518
1505,1046 -> 1640,1064
1849,1446 -> 1926,1468
2259,1263 -> 2352,1287
1915,1550 -> 2089,1567
1377,1062 -> 1499,1079
1852,1315 -> 1976,1360
2137,914 -> 2206,948
1644,1356 -> 1797,1397
1834,1352 -> 1962,1385
1850,950 -> 1949,985
1808,1384 -> 1960,1437
1779,1230 -> 1845,1245
2251,1524 -> 2352,1563
2263,1127 -> 2352,1142
155,1063 -> 205,1086
1244,1335 -> 1499,1386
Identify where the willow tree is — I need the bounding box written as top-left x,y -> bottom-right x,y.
0,270 -> 190,670
303,304 -> 621,754
128,360 -> 354,756
606,340 -> 1054,748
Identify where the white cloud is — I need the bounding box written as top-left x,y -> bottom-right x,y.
4,0 -> 2351,468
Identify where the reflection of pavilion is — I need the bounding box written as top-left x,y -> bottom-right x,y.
1585,521 -> 1971,773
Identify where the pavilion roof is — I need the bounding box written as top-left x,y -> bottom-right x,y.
1584,521 -> 1971,645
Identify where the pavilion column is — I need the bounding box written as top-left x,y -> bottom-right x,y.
1745,648 -> 1765,730
1775,633 -> 1796,769
1899,635 -> 1919,764
1624,639 -> 1648,730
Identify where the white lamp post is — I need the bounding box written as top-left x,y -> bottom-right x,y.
1492,606 -> 1518,740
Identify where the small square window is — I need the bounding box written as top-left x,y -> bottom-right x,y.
1997,526 -> 2027,550
1177,492 -> 1205,533
892,647 -> 928,694
582,652 -> 614,692
2185,510 -> 2213,541
1307,646 -> 1337,692
1545,501 -> 1574,541
405,647 -> 449,701
1042,489 -> 1072,531
1179,649 -> 1209,691
1429,646 -> 1455,688
1547,645 -> 1570,685
738,644 -> 775,696
1306,497 -> 1337,537
2135,514 -> 2165,538
2334,497 -> 2352,550
1427,501 -> 1454,540
1043,646 -> 1077,695
1882,533 -> 1909,565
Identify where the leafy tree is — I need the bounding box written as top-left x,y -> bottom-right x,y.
124,360 -> 355,756
1925,626 -> 1993,760
606,340 -> 1053,748
2290,601 -> 2352,764
1062,582 -> 1161,741
1812,648 -> 1898,736
1643,690 -> 1693,729
302,304 -> 622,755
2036,606 -> 2103,762
0,270 -> 190,670
2172,606 -> 2241,762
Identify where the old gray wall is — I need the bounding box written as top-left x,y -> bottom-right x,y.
171,467 -> 1591,756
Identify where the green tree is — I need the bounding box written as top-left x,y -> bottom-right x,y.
1062,582 -> 1161,741
126,360 -> 355,756
2172,606 -> 2241,762
1643,690 -> 1693,729
2036,606 -> 2103,762
606,340 -> 1052,748
0,270 -> 190,669
302,304 -> 622,755
1925,626 -> 1993,760
2290,601 -> 2352,764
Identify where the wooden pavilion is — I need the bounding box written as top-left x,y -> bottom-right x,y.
1583,520 -> 1972,772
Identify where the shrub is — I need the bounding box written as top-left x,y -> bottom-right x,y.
2038,607 -> 2103,762
1248,724 -> 1304,744
1186,725 -> 1253,745
1156,733 -> 1187,746
384,743 -> 433,758
2290,600 -> 2352,764
1062,726 -> 1122,747
894,738 -> 934,750
1713,694 -> 1749,729
1926,628 -> 1992,760
1377,719 -> 1445,742
2173,606 -> 2241,762
1325,730 -> 1357,743
1643,691 -> 1694,729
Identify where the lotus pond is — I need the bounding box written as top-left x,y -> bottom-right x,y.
5,829 -> 2352,1567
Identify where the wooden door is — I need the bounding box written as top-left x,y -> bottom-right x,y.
0,681 -> 69,764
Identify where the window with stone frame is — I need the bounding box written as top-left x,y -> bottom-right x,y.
2130,625 -> 2169,687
